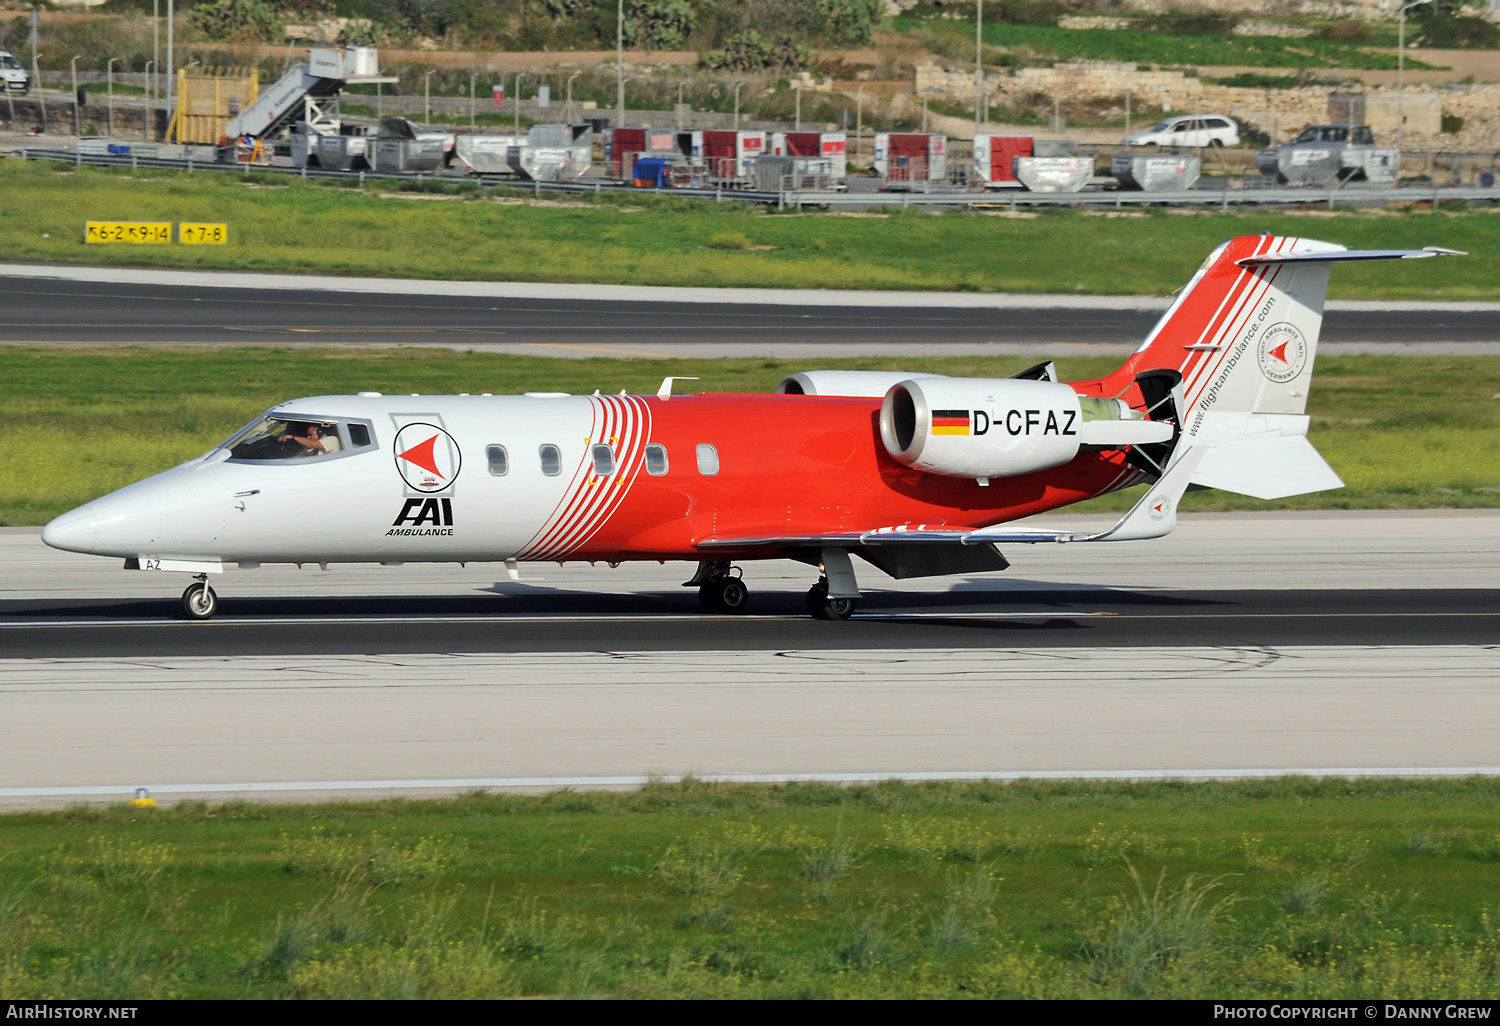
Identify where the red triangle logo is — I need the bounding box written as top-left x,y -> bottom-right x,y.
397,434 -> 444,479
1152,501 -> 1166,515
1269,341 -> 1290,364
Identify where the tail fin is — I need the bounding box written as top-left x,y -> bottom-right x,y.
1090,236 -> 1464,500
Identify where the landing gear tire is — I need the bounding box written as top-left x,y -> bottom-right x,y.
699,576 -> 750,614
805,581 -> 856,621
180,581 -> 218,620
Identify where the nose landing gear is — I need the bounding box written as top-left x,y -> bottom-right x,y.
180,575 -> 219,620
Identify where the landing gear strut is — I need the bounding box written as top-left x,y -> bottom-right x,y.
180,575 -> 218,620
686,561 -> 751,614
806,547 -> 860,620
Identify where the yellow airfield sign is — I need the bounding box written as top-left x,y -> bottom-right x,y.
180,223 -> 229,245
84,222 -> 172,244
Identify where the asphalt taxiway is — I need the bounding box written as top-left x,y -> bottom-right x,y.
2,512 -> 1496,806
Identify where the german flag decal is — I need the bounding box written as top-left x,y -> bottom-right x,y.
931,409 -> 971,435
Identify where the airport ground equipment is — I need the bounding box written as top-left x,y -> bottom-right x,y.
374,116 -> 448,173
752,154 -> 841,192
1256,124 -> 1399,186
290,125 -> 372,171
204,46 -> 392,151
874,132 -> 947,189
1111,153 -> 1202,192
973,135 -> 1033,188
510,123 -> 592,181
772,132 -> 847,181
454,133 -> 527,175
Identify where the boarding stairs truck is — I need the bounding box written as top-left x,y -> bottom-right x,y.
211,46 -> 393,157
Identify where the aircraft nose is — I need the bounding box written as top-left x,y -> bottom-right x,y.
41,505 -> 98,554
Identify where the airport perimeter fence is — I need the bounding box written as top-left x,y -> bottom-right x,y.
16,146 -> 1500,214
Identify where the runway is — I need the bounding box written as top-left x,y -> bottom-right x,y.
1,512 -> 1496,807
3,267 -> 1499,353
0,265 -> 1494,806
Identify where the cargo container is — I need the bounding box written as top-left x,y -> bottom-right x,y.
1013,156 -> 1092,193
510,123 -> 592,181
698,129 -> 767,186
1110,153 -> 1201,192
752,155 -> 840,192
373,116 -> 448,173
972,135 -> 1033,188
453,133 -> 527,175
771,132 -> 847,181
607,126 -> 680,179
873,133 -> 947,189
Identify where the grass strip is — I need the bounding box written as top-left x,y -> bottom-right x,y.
2,348 -> 1497,525
2,776 -> 1500,998
3,160 -> 1498,299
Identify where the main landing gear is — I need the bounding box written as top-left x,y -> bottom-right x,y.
686,561 -> 751,614
180,575 -> 218,620
805,579 -> 856,621
687,548 -> 862,620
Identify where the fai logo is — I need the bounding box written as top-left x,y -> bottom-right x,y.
1257,323 -> 1308,384
1147,494 -> 1171,521
393,423 -> 461,493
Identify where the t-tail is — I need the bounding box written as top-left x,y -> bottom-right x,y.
1085,235 -> 1464,519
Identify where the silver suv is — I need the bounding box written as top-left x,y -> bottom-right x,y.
1122,114 -> 1239,148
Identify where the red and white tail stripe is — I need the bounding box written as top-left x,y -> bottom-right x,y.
515,394 -> 652,561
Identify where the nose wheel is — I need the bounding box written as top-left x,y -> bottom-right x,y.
180,577 -> 218,620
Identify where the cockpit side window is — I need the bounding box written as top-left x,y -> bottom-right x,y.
226,414 -> 374,462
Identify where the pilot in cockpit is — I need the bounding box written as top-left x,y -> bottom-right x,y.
276,422 -> 343,456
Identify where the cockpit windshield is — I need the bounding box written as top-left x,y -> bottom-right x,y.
0,55 -> 21,70
225,414 -> 372,461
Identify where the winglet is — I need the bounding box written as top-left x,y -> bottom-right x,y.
964,446 -> 1204,545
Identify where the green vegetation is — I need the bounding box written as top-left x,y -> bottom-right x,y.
3,161 -> 1499,300
901,16 -> 1438,72
3,348 -> 1497,525
3,777 -> 1500,998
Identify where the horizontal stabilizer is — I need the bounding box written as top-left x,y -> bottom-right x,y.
1237,246 -> 1466,267
1189,435 -> 1342,500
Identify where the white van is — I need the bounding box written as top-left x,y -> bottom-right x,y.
0,51 -> 30,94
1122,114 -> 1239,148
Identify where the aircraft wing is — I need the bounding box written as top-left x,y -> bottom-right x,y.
697,448 -> 1206,552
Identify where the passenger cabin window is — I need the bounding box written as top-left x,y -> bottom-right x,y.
486,444 -> 509,476
645,443 -> 668,476
1353,126 -> 1373,145
539,444 -> 562,476
590,444 -> 615,476
226,414 -> 370,462
696,443 -> 719,476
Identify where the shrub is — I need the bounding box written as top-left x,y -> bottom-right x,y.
188,0 -> 281,43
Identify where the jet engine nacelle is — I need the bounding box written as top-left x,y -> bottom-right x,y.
880,378 -> 1084,479
880,378 -> 1174,480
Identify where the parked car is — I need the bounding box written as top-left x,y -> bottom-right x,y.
0,50 -> 30,94
1122,114 -> 1239,148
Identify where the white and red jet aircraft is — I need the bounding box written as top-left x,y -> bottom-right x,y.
42,235 -> 1460,619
